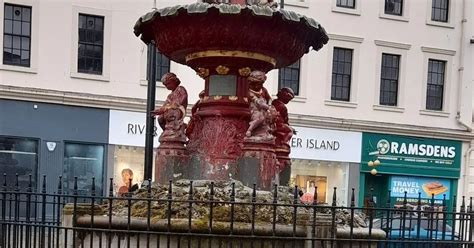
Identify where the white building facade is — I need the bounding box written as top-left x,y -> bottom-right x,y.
0,0 -> 473,206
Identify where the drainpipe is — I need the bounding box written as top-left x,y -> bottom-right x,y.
456,0 -> 472,132
463,144 -> 474,199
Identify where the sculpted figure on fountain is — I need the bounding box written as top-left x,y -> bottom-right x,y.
245,71 -> 276,142
185,90 -> 205,139
152,72 -> 188,143
272,87 -> 296,147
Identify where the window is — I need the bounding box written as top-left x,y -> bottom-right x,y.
63,143 -> 104,198
331,48 -> 353,101
78,14 -> 104,75
336,0 -> 356,8
426,59 -> 446,111
0,137 -> 38,217
278,60 -> 300,95
147,49 -> 170,81
3,4 -> 31,67
0,137 -> 38,190
385,0 -> 403,16
379,54 -> 400,106
431,0 -> 449,22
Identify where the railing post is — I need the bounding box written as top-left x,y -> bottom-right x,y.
56,176 -> 63,248
1,174 -> 7,248
26,175 -> 32,248
40,175 -> 47,248
90,177 -> 96,248
331,187 -> 337,248
107,178 -> 114,248
147,179 -> 152,248
13,174 -> 19,248
72,177 -> 78,248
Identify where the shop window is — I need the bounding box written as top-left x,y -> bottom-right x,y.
0,137 -> 38,189
78,14 -> 104,75
3,4 -> 32,67
290,159 -> 349,205
431,0 -> 449,23
147,50 -> 170,81
278,60 -> 300,95
336,0 -> 355,8
331,47 -> 353,101
295,175 -> 327,203
379,53 -> 400,106
63,143 -> 104,198
426,59 -> 445,111
0,137 -> 38,218
384,0 -> 403,16
113,145 -> 149,197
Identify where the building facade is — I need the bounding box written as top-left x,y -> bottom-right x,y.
0,0 -> 473,204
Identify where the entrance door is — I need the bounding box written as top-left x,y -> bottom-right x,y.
364,174 -> 389,208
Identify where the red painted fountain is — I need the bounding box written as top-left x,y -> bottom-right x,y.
134,0 -> 328,190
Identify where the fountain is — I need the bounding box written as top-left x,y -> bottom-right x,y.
59,2 -> 386,247
133,0 -> 328,190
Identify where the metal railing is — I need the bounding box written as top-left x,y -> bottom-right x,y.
1,174 -> 473,248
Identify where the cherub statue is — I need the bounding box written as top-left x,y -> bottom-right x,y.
272,87 -> 296,146
152,73 -> 188,142
245,71 -> 275,141
185,90 -> 205,139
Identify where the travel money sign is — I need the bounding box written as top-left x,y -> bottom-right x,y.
361,133 -> 462,178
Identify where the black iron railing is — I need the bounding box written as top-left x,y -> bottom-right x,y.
1,174 -> 473,248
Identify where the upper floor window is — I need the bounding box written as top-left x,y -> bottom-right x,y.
147,49 -> 170,81
336,0 -> 355,8
331,47 -> 353,101
278,60 -> 300,95
3,4 -> 31,67
385,0 -> 403,16
426,59 -> 446,111
431,0 -> 449,22
379,54 -> 400,106
78,14 -> 104,75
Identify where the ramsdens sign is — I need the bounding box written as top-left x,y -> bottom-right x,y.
376,139 -> 456,159
361,133 -> 462,178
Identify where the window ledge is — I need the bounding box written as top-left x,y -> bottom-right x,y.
284,1 -> 309,8
419,109 -> 450,118
379,13 -> 409,22
140,79 -> 165,88
331,7 -> 361,16
426,20 -> 455,29
0,64 -> 38,74
373,105 -> 405,113
71,72 -> 110,82
325,100 -> 358,108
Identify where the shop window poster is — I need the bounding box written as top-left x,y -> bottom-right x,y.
113,146 -> 145,196
390,176 -> 450,201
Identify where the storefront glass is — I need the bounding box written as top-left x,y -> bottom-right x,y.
291,159 -> 349,205
0,137 -> 38,189
63,143 -> 105,197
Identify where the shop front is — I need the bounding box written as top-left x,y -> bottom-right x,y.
0,99 -> 109,197
359,133 -> 462,210
289,127 -> 362,206
108,110 -> 160,196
